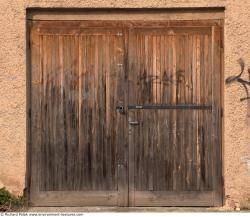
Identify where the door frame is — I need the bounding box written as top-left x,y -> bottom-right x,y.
26,9 -> 224,207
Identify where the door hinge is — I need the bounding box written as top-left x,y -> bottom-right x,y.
29,108 -> 31,119
28,38 -> 31,50
116,32 -> 123,36
220,39 -> 224,49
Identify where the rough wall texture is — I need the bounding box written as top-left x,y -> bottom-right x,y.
0,0 -> 250,209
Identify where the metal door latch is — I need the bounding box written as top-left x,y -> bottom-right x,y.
116,105 -> 125,114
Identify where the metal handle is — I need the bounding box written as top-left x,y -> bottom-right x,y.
129,121 -> 140,126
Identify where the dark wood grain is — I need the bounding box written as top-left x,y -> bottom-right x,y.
128,24 -> 222,206
30,20 -> 222,207
30,24 -> 127,206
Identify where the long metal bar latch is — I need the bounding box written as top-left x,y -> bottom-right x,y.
128,104 -> 212,110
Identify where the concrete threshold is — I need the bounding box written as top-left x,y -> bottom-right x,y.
26,206 -> 236,212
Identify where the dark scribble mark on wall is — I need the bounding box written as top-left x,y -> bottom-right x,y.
225,58 -> 250,101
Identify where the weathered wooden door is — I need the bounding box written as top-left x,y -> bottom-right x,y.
30,21 -> 128,206
128,24 -> 222,206
30,20 -> 222,207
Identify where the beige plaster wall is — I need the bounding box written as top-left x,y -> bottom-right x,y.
0,0 -> 250,209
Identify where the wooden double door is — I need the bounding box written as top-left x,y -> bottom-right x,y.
30,20 -> 223,206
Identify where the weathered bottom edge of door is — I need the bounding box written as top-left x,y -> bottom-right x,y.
30,191 -> 118,206
129,191 -> 221,207
30,190 -> 222,207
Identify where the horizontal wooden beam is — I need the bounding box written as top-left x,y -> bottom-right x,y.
131,191 -> 214,206
27,9 -> 224,21
30,191 -> 118,206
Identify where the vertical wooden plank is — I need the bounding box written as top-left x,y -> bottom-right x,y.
86,35 -> 93,189
144,34 -> 149,190
79,35 -> 85,190
100,34 -> 106,190
171,35 -> 177,191
41,35 -> 47,190
71,34 -> 78,189
196,35 -> 201,190
128,30 -> 135,206
159,35 -> 166,190
148,35 -> 154,191
211,26 -> 222,206
128,29 -> 136,205
117,29 -> 128,206
55,35 -> 61,190
78,35 -> 82,190
142,34 -> 147,190
97,34 -> 103,190
92,35 -> 98,190
137,34 -> 144,191
39,34 -> 45,191
184,34 -> 190,190
49,35 -> 55,189
175,34 -> 180,191
140,34 -> 146,191
110,34 -> 116,190
185,34 -> 193,190
86,34 -> 92,189
63,35 -> 70,189
191,34 -> 198,190
199,35 -> 206,190
46,35 -> 53,190
207,33 -> 213,190
51,35 -> 59,190
152,35 -> 156,193
175,35 -> 180,191
152,35 -> 157,104
74,35 -> 80,190
133,33 -> 139,189
162,35 -> 167,190
82,35 -> 90,190
179,35 -> 186,191
155,35 -> 161,190
104,33 -> 112,190
203,34 -> 210,190
57,35 -> 64,191
156,35 -> 161,104
166,35 -> 173,190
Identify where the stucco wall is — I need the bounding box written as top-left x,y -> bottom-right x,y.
0,0 -> 250,209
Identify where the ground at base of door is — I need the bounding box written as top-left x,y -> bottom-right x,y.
24,206 -> 250,212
